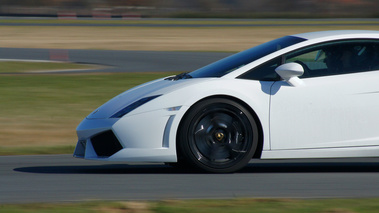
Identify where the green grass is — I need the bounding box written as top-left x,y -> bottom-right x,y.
154,198 -> 379,213
0,66 -> 177,154
0,72 -> 176,118
0,145 -> 75,156
0,61 -> 95,73
1,198 -> 379,212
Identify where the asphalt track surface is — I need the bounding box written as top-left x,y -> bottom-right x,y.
2,48 -> 379,203
0,47 -> 231,73
1,155 -> 379,204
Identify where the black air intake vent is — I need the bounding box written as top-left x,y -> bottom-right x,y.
91,130 -> 123,157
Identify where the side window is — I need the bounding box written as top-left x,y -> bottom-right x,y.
285,49 -> 328,78
367,43 -> 379,70
238,57 -> 282,81
238,39 -> 379,80
285,40 -> 379,78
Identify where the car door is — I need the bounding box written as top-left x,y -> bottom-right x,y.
269,39 -> 379,150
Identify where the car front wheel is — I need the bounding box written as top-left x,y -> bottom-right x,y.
178,98 -> 259,173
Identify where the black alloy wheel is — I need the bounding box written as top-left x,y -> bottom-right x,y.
178,98 -> 259,173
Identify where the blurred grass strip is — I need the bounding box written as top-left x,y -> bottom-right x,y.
1,18 -> 379,26
0,145 -> 75,155
1,25 -> 377,51
0,69 -> 177,151
1,198 -> 379,212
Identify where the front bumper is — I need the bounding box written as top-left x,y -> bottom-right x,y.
73,110 -> 178,162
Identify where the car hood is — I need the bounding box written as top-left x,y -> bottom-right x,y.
86,77 -> 210,119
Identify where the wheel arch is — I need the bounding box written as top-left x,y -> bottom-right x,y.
176,94 -> 263,160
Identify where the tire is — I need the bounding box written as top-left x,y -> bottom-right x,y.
178,98 -> 259,173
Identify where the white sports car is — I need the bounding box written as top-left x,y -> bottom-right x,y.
74,30 -> 379,173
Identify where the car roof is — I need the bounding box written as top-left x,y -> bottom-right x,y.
293,30 -> 379,40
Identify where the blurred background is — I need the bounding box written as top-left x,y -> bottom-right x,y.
1,0 -> 378,19
1,0 -> 378,154
1,1 -> 379,206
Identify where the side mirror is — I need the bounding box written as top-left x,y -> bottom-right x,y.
275,62 -> 304,87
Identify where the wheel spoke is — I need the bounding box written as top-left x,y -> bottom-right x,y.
211,112 -> 233,129
209,143 -> 228,161
225,142 -> 246,160
194,115 -> 212,135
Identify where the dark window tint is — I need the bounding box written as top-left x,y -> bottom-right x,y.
239,39 -> 379,80
285,39 -> 379,78
238,57 -> 282,81
189,36 -> 306,78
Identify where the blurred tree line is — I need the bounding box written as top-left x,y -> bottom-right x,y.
1,0 -> 378,18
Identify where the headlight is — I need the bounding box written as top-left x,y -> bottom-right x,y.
110,95 -> 161,118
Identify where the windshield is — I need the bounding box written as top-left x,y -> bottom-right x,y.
189,36 -> 306,78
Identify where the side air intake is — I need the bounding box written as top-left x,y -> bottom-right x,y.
90,130 -> 123,157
